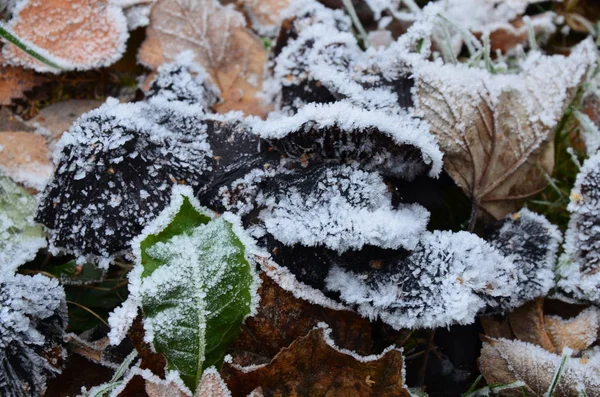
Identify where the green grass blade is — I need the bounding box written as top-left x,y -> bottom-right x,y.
0,22 -> 61,70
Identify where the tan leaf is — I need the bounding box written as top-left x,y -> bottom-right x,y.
508,298 -> 556,353
545,307 -> 600,355
0,131 -> 52,191
0,65 -> 47,105
2,0 -> 129,72
223,324 -> 410,397
479,337 -> 600,397
240,0 -> 291,36
414,39 -> 596,219
145,367 -> 229,397
138,0 -> 270,116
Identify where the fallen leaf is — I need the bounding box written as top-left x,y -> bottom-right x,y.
2,0 -> 129,72
0,109 -> 52,191
240,0 -> 291,37
508,298 -> 556,353
479,337 -> 600,397
223,323 -> 410,397
227,273 -> 374,367
414,39 -> 596,219
0,65 -> 47,105
476,14 -> 556,54
545,307 -> 600,355
138,0 -> 270,116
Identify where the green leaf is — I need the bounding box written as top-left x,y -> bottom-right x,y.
137,192 -> 258,393
0,176 -> 46,272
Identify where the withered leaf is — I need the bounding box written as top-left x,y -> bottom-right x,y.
0,65 -> 47,105
508,298 -> 556,353
223,324 -> 410,397
414,39 -> 596,219
545,307 -> 600,355
240,0 -> 291,37
138,0 -> 270,116
2,0 -> 129,72
227,273 -> 374,367
145,367 -> 229,397
479,337 -> 600,397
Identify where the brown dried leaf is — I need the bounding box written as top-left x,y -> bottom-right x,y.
2,0 -> 129,72
145,368 -> 229,397
414,40 -> 595,219
227,273 -> 374,367
545,307 -> 600,355
0,65 -> 47,105
479,337 -> 600,397
0,130 -> 52,191
477,14 -> 556,54
223,324 -> 410,397
138,0 -> 270,116
508,298 -> 556,353
240,0 -> 291,36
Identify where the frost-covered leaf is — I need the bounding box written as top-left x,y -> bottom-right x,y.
505,298 -> 557,353
557,152 -> 600,302
250,101 -> 443,180
545,307 -> 600,355
109,186 -> 260,393
0,65 -> 46,105
1,0 -> 130,72
325,230 -> 517,329
414,38 -> 597,219
240,0 -> 291,37
35,99 -> 213,264
487,209 -> 561,309
0,273 -> 67,397
228,273 -> 374,367
223,323 -> 411,397
138,0 -> 270,116
0,176 -> 46,273
478,337 -> 600,397
0,130 -> 53,191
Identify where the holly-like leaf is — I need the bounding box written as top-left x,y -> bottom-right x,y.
0,176 -> 46,273
108,186 -> 260,393
414,39 -> 597,219
223,323 -> 411,397
138,0 -> 270,116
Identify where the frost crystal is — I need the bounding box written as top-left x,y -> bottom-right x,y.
487,209 -> 561,308
0,273 -> 67,396
36,99 -> 213,263
259,165 -> 429,252
558,153 -> 600,302
0,177 -> 46,273
325,230 -> 517,329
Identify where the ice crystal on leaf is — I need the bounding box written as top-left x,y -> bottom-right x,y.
36,99 -> 213,264
487,209 -> 561,309
0,273 -> 67,397
557,152 -> 600,303
414,38 -> 597,219
108,186 -> 260,393
325,230 -> 517,329
0,177 -> 46,273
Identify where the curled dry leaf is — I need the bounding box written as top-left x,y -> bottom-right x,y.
227,273 -> 374,367
507,298 -> 556,353
223,324 -> 410,397
138,0 -> 270,116
479,337 -> 600,397
0,65 -> 47,105
414,39 -> 596,219
2,0 -> 129,72
545,307 -> 600,355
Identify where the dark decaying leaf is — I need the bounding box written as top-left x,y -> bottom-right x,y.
227,273 -> 375,367
35,99 -> 213,263
557,152 -> 600,302
223,323 -> 411,397
325,230 -> 517,329
0,273 -> 67,397
487,209 -> 562,309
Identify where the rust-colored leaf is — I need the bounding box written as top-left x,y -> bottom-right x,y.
0,65 -> 47,105
2,0 -> 129,72
223,324 -> 410,397
227,273 -> 374,367
138,0 -> 270,116
508,298 -> 556,353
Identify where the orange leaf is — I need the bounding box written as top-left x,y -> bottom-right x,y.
0,65 -> 46,105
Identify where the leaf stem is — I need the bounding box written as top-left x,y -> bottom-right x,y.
468,201 -> 479,232
0,22 -> 61,70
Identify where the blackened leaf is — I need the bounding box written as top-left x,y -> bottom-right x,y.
0,273 -> 67,397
